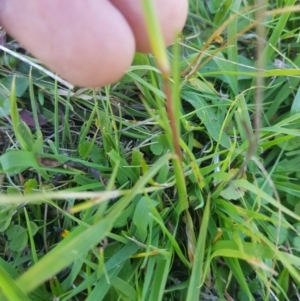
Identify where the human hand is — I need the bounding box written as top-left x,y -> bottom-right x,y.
0,0 -> 188,87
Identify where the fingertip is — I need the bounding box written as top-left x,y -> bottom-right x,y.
110,0 -> 188,53
0,0 -> 135,87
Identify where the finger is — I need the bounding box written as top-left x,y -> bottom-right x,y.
110,0 -> 188,53
0,0 -> 135,87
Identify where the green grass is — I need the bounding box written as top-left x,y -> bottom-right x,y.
1,1 -> 300,300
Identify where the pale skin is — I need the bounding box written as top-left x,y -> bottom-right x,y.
0,0 -> 188,87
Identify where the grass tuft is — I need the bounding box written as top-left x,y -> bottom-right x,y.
1,1 -> 300,300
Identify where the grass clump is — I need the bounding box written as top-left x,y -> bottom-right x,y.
1,1 -> 300,300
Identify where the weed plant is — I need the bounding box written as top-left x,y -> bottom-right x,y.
0,1 -> 300,300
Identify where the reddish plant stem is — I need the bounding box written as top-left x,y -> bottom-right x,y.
163,75 -> 182,166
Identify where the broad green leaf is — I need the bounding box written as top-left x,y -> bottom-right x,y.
188,78 -> 216,95
32,129 -> 44,153
267,225 -> 288,245
0,188 -> 20,231
114,203 -> 135,228
112,277 -> 136,300
150,134 -> 169,156
216,169 -> 246,200
89,144 -> 106,164
131,149 -> 143,178
277,268 -> 290,301
108,149 -> 138,185
28,221 -> 38,236
133,197 -> 151,241
0,205 -> 15,232
0,150 -> 39,174
0,98 -> 10,118
293,237 -> 300,249
213,52 -> 238,94
24,178 -> 38,194
78,140 -> 91,158
0,76 -> 29,97
7,225 -> 28,252
182,90 -> 230,148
